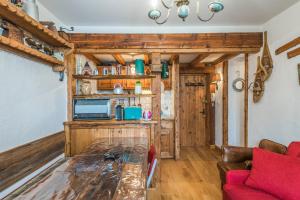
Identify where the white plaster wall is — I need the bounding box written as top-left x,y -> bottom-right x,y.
214,65 -> 223,147
228,56 -> 245,146
0,2 -> 67,152
248,1 -> 300,146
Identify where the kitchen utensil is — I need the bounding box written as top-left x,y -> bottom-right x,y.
135,59 -> 144,75
115,104 -> 124,121
124,107 -> 142,120
113,83 -> 124,94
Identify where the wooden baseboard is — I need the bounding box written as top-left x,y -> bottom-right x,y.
0,131 -> 65,192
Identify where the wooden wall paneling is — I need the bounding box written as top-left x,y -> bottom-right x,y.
173,56 -> 180,160
222,61 -> 229,146
69,126 -> 150,156
0,131 -> 65,191
151,52 -> 161,187
66,53 -> 76,120
244,54 -> 249,147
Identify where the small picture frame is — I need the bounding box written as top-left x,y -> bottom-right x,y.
298,64 -> 300,85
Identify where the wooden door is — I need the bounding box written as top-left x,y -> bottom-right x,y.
180,75 -> 207,147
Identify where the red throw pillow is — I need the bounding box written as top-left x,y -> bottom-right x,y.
245,148 -> 300,200
287,142 -> 300,158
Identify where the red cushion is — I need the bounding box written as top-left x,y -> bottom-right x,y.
287,142 -> 300,158
245,148 -> 300,200
223,184 -> 279,200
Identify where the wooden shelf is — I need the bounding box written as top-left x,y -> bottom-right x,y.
73,75 -> 156,80
0,0 -> 72,48
0,35 -> 64,66
73,94 -> 156,99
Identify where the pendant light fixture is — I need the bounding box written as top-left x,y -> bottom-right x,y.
148,0 -> 224,24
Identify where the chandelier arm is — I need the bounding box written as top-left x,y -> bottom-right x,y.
161,0 -> 174,9
197,12 -> 215,22
155,9 -> 171,25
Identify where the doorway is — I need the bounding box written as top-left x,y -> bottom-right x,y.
180,74 -> 208,147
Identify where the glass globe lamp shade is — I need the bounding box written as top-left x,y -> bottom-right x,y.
177,4 -> 189,21
148,9 -> 161,20
208,2 -> 224,13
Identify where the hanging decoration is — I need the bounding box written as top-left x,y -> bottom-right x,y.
261,31 -> 273,80
252,56 -> 267,103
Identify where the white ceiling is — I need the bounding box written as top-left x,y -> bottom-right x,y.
39,0 -> 299,27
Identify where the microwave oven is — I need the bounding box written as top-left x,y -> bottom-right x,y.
73,98 -> 111,120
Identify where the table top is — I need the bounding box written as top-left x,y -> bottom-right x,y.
6,137 -> 148,200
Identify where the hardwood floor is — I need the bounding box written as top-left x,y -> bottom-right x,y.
156,147 -> 222,200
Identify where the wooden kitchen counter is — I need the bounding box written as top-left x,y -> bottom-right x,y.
6,137 -> 148,200
64,120 -> 157,157
64,119 -> 158,126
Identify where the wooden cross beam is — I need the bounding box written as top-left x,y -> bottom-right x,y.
287,47 -> 300,59
190,54 -> 209,66
209,53 -> 240,66
276,37 -> 300,55
112,54 -> 126,65
82,53 -> 102,66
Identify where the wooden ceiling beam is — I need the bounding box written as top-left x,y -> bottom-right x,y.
68,33 -> 263,50
276,37 -> 300,55
112,54 -> 126,65
82,53 -> 102,65
144,54 -> 150,65
287,47 -> 300,59
190,54 -> 209,66
169,55 -> 179,65
204,53 -> 240,66
75,48 -> 260,54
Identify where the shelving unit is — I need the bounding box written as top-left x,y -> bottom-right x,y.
73,94 -> 156,99
73,75 -> 156,80
0,35 -> 64,66
0,0 -> 72,48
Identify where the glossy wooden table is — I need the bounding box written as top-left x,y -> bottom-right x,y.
5,137 -> 148,200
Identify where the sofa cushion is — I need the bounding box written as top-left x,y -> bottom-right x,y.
223,184 -> 279,200
287,142 -> 300,158
245,148 -> 300,200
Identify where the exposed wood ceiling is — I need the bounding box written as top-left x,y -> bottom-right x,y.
74,33 -> 263,72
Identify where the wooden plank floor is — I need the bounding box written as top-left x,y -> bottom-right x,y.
155,147 -> 222,200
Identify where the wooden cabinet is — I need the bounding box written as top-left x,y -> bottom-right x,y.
160,120 -> 174,158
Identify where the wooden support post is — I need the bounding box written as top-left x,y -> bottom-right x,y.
206,74 -> 215,146
173,56 -> 180,160
65,52 -> 76,121
222,61 -> 228,146
244,54 -> 249,147
151,52 -> 161,187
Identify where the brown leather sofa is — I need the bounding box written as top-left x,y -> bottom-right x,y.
217,139 -> 288,186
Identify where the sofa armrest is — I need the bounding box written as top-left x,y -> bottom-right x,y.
222,146 -> 253,163
226,170 -> 250,185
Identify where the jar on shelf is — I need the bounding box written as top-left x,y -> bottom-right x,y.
135,81 -> 142,94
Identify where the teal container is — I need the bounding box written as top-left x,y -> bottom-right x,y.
161,62 -> 169,79
135,59 -> 145,75
124,107 -> 142,120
